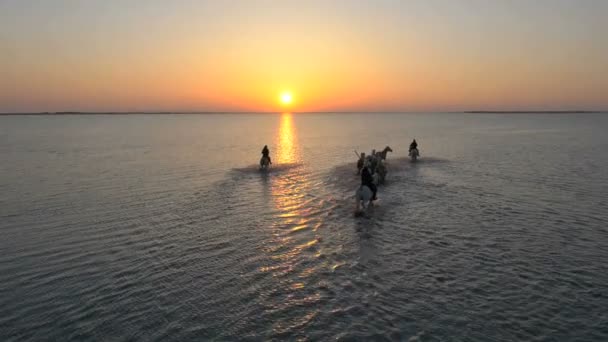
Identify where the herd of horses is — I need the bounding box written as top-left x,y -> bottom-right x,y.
258,144 -> 420,216
355,145 -> 420,214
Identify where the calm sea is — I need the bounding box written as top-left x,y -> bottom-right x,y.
1,113 -> 607,341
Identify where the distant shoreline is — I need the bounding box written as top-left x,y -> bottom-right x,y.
464,111 -> 602,114
0,111 -> 605,115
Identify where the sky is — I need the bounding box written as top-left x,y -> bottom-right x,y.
1,0 -> 607,113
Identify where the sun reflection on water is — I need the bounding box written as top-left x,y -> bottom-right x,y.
270,113 -> 307,240
265,114 -> 315,266
276,112 -> 299,164
257,113 -> 324,336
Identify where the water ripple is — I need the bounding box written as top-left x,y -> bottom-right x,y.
2,114 -> 608,341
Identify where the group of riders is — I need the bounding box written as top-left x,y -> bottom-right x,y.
356,139 -> 419,202
259,139 -> 419,205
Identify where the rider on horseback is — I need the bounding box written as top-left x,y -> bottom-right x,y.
409,139 -> 418,152
361,163 -> 377,201
357,152 -> 365,174
261,145 -> 272,164
370,150 -> 378,173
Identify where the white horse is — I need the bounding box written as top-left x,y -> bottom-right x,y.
355,185 -> 374,214
409,148 -> 419,162
355,171 -> 378,214
260,156 -> 271,169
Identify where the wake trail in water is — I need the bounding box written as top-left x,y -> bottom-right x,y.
232,162 -> 303,174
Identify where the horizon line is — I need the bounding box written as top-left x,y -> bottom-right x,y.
1,110 -> 606,115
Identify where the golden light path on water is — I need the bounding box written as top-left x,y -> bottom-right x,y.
271,112 -> 309,254
259,113 -> 324,336
272,113 -> 305,228
276,112 -> 298,165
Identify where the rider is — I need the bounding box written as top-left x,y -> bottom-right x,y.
370,150 -> 378,173
357,152 -> 366,174
409,139 -> 418,153
261,145 -> 272,164
361,163 -> 378,201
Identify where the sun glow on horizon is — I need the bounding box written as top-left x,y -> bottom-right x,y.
280,92 -> 293,107
1,1 -> 606,113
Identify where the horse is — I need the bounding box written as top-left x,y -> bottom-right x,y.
260,155 -> 271,169
377,146 -> 393,160
369,155 -> 378,173
355,172 -> 378,215
409,148 -> 419,162
376,159 -> 387,184
355,185 -> 375,214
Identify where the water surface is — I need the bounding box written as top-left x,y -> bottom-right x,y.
1,113 -> 608,341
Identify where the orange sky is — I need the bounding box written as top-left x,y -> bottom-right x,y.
1,1 -> 607,112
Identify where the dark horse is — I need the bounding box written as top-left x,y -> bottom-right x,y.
260,156 -> 271,169
377,146 -> 393,160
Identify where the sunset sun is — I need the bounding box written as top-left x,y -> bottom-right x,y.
279,92 -> 293,106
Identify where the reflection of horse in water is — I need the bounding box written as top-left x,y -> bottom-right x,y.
260,156 -> 271,169
376,146 -> 393,160
409,148 -> 419,162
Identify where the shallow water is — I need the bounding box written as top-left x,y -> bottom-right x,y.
1,113 -> 608,341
